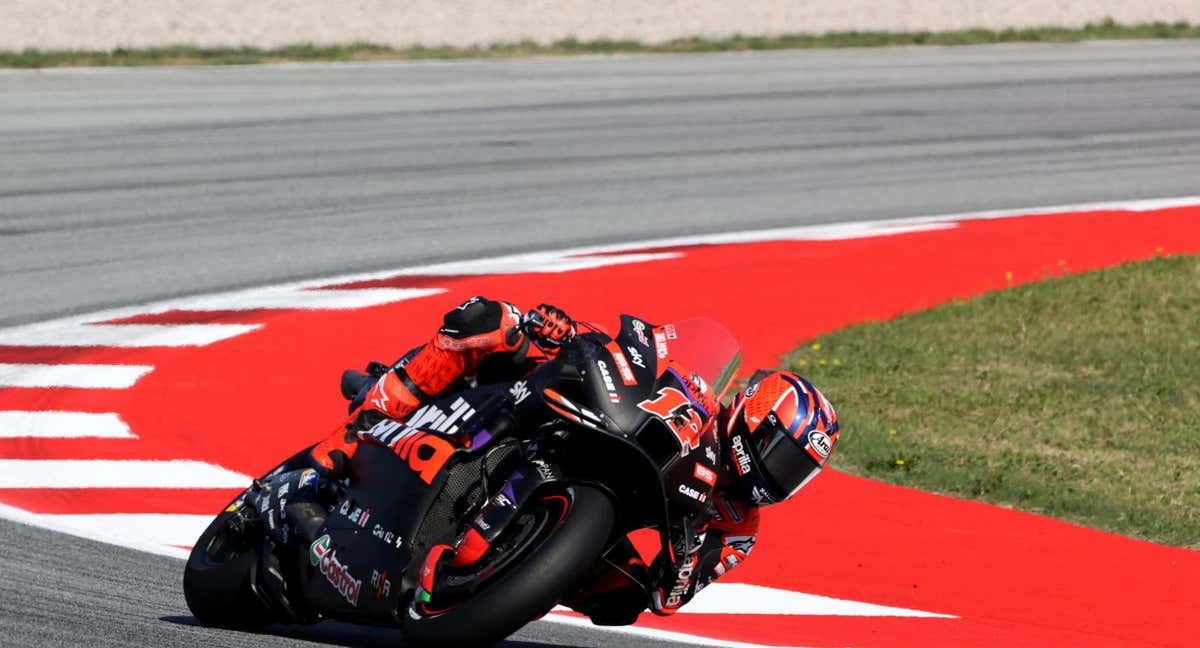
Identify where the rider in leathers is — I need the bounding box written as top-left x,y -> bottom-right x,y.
305,297 -> 840,624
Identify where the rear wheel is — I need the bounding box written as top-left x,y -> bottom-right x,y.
183,499 -> 273,628
403,484 -> 614,648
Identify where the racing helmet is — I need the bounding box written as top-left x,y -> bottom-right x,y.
725,370 -> 839,505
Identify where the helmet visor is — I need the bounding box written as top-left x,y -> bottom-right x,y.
757,428 -> 823,501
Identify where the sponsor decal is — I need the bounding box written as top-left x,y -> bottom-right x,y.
531,458 -> 556,481
298,468 -> 319,489
224,497 -> 244,513
371,569 -> 392,599
372,523 -> 403,549
348,507 -> 371,528
277,482 -> 291,498
595,360 -> 621,402
339,499 -> 351,516
455,296 -> 482,311
608,346 -> 638,386
369,375 -> 390,412
666,555 -> 698,608
653,331 -> 669,359
691,372 -> 709,395
362,415 -> 457,484
750,485 -> 772,505
493,491 -> 514,508
409,397 -> 476,435
808,430 -> 832,458
638,387 -> 704,456
731,435 -> 753,476
726,535 -> 756,556
309,535 -> 362,606
705,445 -> 718,465
631,319 -> 651,346
664,324 -> 678,340
626,345 -> 646,370
744,381 -> 760,398
509,380 -> 531,405
678,483 -> 707,503
693,463 -> 718,487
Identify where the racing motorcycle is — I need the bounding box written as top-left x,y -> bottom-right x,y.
183,315 -> 741,647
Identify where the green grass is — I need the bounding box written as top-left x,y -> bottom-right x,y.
784,255 -> 1200,548
4,18 -> 1200,68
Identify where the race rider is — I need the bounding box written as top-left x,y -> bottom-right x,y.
304,297 -> 841,623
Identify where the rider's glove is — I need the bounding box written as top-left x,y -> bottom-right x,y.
522,304 -> 576,348
649,523 -> 705,616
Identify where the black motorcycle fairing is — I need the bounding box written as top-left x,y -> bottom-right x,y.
189,314 -> 743,641
298,384 -> 520,621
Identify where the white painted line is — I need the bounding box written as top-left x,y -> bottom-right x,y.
21,513 -> 212,551
543,612 -> 816,648
0,323 -> 260,348
0,412 -> 136,439
399,251 -> 684,276
0,363 -> 153,389
0,460 -> 251,488
0,503 -> 191,560
151,286 -> 446,312
547,581 -> 953,623
683,582 -> 955,618
1,195 -> 1196,347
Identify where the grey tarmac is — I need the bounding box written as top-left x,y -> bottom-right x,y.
2,40 -> 1199,328
1,40 -> 1199,647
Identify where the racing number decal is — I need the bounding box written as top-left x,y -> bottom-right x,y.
638,387 -> 703,456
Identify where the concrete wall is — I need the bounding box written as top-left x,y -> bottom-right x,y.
3,1 -> 1198,51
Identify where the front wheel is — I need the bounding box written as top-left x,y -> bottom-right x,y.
403,484 -> 615,648
183,498 -> 273,628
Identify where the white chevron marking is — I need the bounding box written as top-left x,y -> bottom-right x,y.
0,322 -> 260,348
0,363 -> 153,388
0,460 -> 251,488
0,412 -> 137,439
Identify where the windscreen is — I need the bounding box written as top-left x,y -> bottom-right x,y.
658,317 -> 742,401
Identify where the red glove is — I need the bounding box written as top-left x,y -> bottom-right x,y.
522,304 -> 576,348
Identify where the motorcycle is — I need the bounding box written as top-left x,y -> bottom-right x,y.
183,315 -> 741,647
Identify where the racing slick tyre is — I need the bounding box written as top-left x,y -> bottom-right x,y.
183,500 -> 273,628
403,484 -> 615,648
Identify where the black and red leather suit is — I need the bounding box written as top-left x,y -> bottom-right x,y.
311,296 -> 759,622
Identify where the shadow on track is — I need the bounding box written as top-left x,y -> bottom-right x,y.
161,616 -> 588,648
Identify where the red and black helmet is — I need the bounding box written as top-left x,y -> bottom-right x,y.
724,370 -> 839,505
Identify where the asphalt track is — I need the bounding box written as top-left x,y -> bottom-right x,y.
2,40 -> 1200,647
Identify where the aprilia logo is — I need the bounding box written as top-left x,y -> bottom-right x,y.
666,555 -> 698,608
363,418 -> 455,484
731,435 -> 753,476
